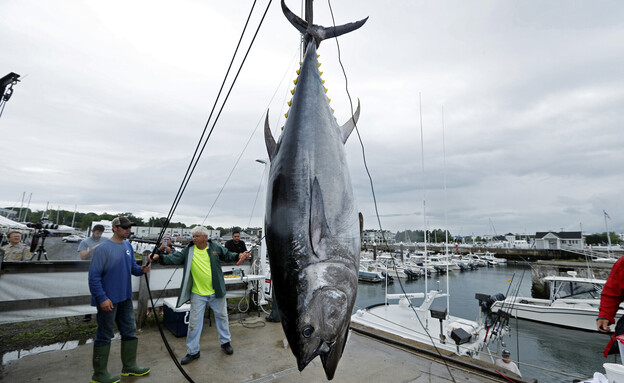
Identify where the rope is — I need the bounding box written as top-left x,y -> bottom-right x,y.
142,1 -> 274,381
202,48 -> 299,225
326,1 -> 458,381
0,99 -> 6,119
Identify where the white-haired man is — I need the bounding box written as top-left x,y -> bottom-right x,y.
149,226 -> 250,364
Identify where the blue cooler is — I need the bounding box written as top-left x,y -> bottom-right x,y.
163,297 -> 191,337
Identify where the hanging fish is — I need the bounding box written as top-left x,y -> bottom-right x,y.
263,0 -> 367,379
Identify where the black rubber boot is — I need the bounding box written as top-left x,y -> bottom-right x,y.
91,344 -> 120,383
120,339 -> 150,377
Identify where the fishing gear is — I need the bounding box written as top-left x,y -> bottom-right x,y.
0,72 -> 20,119
139,1 -> 274,381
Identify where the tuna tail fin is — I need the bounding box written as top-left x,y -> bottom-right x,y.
264,110 -> 277,160
282,0 -> 368,48
339,99 -> 360,144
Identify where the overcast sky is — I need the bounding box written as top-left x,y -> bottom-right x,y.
1,0 -> 622,237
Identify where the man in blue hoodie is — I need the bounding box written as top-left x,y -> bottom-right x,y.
88,216 -> 151,383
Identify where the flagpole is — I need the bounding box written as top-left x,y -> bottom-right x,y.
604,211 -> 612,257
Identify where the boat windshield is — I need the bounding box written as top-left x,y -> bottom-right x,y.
552,281 -> 602,300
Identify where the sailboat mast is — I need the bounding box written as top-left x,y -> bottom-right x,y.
419,93 -> 428,299
442,106 -> 450,315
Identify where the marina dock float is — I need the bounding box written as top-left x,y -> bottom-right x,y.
2,314 -> 530,383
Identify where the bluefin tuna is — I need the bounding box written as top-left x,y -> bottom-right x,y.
263,0 -> 367,379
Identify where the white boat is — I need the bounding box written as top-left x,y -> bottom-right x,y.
478,251 -> 507,265
490,271 -> 624,332
358,261 -> 386,283
351,289 -> 508,362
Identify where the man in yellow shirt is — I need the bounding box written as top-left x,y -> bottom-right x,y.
150,226 -> 250,364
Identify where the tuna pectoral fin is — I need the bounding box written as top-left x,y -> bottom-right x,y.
264,111 -> 277,160
310,177 -> 330,259
339,99 -> 361,144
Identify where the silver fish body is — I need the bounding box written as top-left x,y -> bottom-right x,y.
263,38 -> 362,381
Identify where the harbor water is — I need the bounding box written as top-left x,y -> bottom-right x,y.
355,263 -> 616,383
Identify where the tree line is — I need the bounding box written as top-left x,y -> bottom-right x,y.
10,208 -> 249,236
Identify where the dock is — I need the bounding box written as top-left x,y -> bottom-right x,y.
2,313 -> 529,383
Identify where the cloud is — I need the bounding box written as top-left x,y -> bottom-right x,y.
1,0 -> 623,236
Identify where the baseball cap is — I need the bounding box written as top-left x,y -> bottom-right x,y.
111,216 -> 135,228
502,349 -> 510,357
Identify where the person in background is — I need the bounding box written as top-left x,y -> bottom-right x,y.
146,235 -> 174,318
88,216 -> 150,383
80,224 -> 106,321
79,224 -> 106,260
224,230 -> 247,254
149,226 -> 250,365
495,349 -> 522,377
1,231 -> 30,261
597,256 -> 624,356
154,235 -> 174,255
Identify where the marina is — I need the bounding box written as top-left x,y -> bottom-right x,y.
355,263 -> 619,383
2,240 -> 621,382
2,1 -> 623,382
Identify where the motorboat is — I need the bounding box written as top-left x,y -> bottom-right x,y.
477,251 -> 507,265
351,289 -> 508,362
358,262 -> 386,283
490,271 -> 624,332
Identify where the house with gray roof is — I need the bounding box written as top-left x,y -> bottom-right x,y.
534,231 -> 584,250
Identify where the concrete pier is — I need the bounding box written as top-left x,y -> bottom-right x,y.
2,314 -> 527,383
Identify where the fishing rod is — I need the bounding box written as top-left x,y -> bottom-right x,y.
483,273 -> 515,343
140,2 -> 274,382
492,275 -> 520,339
148,0 -> 269,254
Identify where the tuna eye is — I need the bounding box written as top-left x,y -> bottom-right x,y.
302,326 -> 314,338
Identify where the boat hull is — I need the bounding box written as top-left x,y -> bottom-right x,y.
492,297 -> 624,332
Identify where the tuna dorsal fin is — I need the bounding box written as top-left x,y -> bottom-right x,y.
264,111 -> 277,160
281,0 -> 368,48
339,99 -> 361,144
310,177 -> 330,259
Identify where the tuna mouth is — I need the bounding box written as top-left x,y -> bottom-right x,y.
298,339 -> 335,370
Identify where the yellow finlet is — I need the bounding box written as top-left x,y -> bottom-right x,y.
296,69 -> 300,75
327,97 -> 331,102
285,112 -> 289,118
293,78 -> 298,85
291,88 -> 295,95
323,86 -> 328,93
319,71 -> 323,76
287,99 -> 292,106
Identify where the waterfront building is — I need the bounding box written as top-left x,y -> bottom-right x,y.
534,231 -> 584,250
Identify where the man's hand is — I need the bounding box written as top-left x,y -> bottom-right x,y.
597,318 -> 611,333
236,251 -> 251,266
141,264 -> 151,274
148,253 -> 159,263
100,299 -> 113,312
